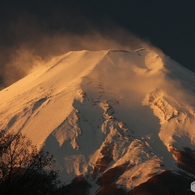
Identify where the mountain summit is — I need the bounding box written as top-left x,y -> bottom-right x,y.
1,49 -> 195,194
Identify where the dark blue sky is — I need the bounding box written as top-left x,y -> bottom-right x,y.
0,0 -> 195,87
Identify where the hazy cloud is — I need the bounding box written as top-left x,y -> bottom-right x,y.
0,13 -> 156,90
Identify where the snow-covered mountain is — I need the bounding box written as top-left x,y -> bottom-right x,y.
1,49 -> 195,194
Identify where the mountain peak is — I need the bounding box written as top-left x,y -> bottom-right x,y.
1,49 -> 195,192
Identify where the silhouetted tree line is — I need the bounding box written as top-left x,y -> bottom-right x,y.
0,131 -> 65,195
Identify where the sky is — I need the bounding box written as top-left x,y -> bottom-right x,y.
0,0 -> 195,89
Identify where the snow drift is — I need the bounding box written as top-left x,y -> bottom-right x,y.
1,48 -> 195,193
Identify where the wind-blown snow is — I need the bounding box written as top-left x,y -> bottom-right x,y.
1,49 -> 195,190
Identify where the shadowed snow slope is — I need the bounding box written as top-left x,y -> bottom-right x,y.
1,49 -> 195,193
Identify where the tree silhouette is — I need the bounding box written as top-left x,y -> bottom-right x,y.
0,130 -> 63,195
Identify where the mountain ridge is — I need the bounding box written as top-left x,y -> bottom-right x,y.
0,49 -> 195,193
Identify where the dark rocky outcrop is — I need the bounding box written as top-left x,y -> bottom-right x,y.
170,147 -> 195,175
128,171 -> 195,195
97,163 -> 129,195
60,175 -> 91,195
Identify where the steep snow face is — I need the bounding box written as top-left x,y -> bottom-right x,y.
0,50 -> 107,145
1,49 -> 195,190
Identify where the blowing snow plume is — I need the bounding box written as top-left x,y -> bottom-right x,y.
0,29 -> 160,90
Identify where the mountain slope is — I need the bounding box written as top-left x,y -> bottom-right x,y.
1,49 -> 195,193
